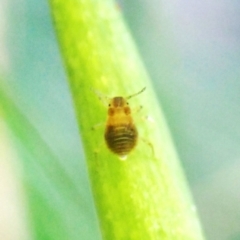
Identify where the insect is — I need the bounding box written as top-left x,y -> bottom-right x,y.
104,87 -> 146,160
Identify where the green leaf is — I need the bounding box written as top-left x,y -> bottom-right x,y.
0,83 -> 100,239
0,108 -> 31,240
49,0 -> 205,239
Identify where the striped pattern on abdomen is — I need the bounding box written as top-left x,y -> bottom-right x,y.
105,124 -> 138,157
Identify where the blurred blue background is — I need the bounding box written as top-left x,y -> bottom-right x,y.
2,0 -> 240,239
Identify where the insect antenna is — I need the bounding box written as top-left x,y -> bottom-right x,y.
126,87 -> 146,100
91,88 -> 110,105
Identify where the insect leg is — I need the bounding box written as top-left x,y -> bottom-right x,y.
91,122 -> 104,130
93,141 -> 104,163
140,138 -> 156,159
132,105 -> 143,114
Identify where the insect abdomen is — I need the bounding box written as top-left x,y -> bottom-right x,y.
105,124 -> 138,158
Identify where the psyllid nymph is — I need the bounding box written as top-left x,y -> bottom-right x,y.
104,87 -> 146,160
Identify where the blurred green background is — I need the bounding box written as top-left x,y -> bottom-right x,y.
1,0 -> 240,239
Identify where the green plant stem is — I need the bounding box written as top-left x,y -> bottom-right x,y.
49,0 -> 204,239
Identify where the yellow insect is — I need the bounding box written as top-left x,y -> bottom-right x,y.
104,87 -> 146,160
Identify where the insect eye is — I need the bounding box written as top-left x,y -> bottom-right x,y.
124,107 -> 130,115
108,104 -> 111,107
108,108 -> 114,116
